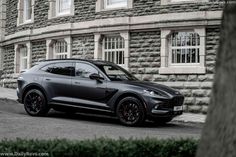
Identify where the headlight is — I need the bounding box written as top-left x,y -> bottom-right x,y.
143,89 -> 162,97
17,76 -> 24,81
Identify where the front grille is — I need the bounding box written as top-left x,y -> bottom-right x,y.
171,96 -> 184,106
156,96 -> 184,110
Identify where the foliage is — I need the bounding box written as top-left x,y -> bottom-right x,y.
0,138 -> 198,157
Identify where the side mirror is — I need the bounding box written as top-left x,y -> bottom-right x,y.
89,73 -> 104,81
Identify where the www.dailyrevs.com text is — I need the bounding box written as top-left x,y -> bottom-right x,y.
0,152 -> 49,157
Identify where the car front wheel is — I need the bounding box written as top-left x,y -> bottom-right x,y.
116,97 -> 146,126
24,89 -> 50,116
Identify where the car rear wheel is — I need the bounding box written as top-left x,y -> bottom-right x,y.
116,97 -> 146,126
24,89 -> 50,116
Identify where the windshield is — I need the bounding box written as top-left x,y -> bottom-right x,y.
96,64 -> 138,81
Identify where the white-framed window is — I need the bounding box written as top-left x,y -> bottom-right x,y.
53,40 -> 68,59
161,0 -> 209,5
104,0 -> 127,9
56,0 -> 72,16
94,32 -> 129,69
159,28 -> 206,74
23,0 -> 32,22
14,43 -> 32,73
17,0 -> 34,25
46,37 -> 72,60
0,48 -> 3,70
103,36 -> 125,66
96,0 -> 133,12
19,46 -> 28,71
48,0 -> 74,19
169,31 -> 200,65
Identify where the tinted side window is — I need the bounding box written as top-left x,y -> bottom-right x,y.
41,62 -> 74,76
75,63 -> 99,78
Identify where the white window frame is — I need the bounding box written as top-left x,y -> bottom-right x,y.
104,0 -> 127,9
17,0 -> 34,26
102,35 -> 125,67
169,31 -> 201,66
0,47 -> 3,70
46,37 -> 72,60
19,46 -> 28,71
48,0 -> 74,19
53,40 -> 68,59
94,32 -> 130,70
96,0 -> 133,12
161,0 -> 209,5
14,42 -> 32,74
159,27 -> 206,74
23,0 -> 32,23
56,0 -> 72,16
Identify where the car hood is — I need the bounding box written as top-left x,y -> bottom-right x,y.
124,80 -> 180,96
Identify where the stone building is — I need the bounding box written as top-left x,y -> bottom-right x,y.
0,0 -> 226,113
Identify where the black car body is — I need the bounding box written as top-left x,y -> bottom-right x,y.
17,59 -> 184,126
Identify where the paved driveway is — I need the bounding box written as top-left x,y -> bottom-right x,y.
0,99 -> 203,140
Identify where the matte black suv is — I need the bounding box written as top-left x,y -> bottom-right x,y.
17,59 -> 184,126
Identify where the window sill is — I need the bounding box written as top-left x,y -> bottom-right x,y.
159,66 -> 206,74
17,20 -> 34,26
49,13 -> 74,19
161,0 -> 209,5
99,6 -> 130,12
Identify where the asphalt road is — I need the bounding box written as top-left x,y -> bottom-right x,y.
0,99 -> 203,140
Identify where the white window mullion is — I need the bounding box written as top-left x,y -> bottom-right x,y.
170,32 -> 200,64
103,36 -> 125,66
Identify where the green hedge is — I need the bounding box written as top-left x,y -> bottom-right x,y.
0,138 -> 198,157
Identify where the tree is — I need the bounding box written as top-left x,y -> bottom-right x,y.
196,3 -> 236,157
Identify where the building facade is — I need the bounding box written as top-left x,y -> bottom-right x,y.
0,0 -> 226,113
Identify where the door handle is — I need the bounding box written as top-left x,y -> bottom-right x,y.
74,81 -> 80,84
45,78 -> 51,81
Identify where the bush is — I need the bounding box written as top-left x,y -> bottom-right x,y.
0,138 -> 198,157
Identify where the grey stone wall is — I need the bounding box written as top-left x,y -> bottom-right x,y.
32,40 -> 47,65
72,35 -> 94,59
129,27 -> 220,113
0,0 -> 6,41
5,0 -> 225,35
1,45 -> 17,88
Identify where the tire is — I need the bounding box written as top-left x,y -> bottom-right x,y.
153,117 -> 173,125
116,97 -> 146,126
24,89 -> 50,116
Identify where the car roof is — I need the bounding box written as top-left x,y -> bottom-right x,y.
38,59 -> 114,66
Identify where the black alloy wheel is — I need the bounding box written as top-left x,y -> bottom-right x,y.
116,97 -> 145,126
24,89 -> 50,116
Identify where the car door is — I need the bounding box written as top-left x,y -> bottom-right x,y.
41,62 -> 74,104
71,62 -> 109,110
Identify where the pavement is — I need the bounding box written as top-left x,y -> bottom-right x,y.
0,87 -> 206,124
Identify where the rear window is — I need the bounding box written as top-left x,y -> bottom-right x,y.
41,62 -> 75,76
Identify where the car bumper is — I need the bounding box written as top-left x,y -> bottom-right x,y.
16,88 -> 23,103
151,109 -> 183,117
144,95 -> 184,119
